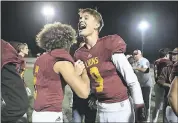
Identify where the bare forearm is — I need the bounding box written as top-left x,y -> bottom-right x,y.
161,82 -> 171,88
81,71 -> 90,95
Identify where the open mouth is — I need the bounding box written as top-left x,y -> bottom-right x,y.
78,22 -> 87,30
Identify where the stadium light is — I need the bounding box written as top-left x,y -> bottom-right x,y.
138,20 -> 149,32
42,6 -> 55,24
138,20 -> 150,55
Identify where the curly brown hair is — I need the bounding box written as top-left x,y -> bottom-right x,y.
36,22 -> 76,51
78,8 -> 104,32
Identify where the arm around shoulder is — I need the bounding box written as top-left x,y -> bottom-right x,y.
53,61 -> 90,99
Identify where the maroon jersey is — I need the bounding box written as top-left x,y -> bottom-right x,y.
74,34 -> 128,103
33,49 -> 74,112
170,62 -> 178,82
1,39 -> 24,69
154,58 -> 172,82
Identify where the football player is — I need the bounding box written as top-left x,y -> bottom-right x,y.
74,8 -> 145,122
152,48 -> 172,122
167,48 -> 178,121
1,39 -> 28,123
70,41 -> 97,123
157,48 -> 178,122
32,22 -> 90,122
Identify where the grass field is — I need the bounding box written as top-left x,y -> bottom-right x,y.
24,67 -> 163,122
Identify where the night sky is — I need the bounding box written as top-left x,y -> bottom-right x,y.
1,1 -> 178,62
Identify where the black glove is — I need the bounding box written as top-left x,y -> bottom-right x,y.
88,94 -> 98,110
135,104 -> 146,122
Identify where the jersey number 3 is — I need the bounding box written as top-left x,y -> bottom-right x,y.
90,67 -> 104,92
33,65 -> 39,100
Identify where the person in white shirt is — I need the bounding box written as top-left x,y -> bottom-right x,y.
133,49 -> 153,122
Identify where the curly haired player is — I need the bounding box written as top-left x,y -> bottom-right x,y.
32,22 -> 90,122
74,8 -> 146,122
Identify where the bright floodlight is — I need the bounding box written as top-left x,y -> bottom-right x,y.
42,6 -> 55,17
138,20 -> 149,31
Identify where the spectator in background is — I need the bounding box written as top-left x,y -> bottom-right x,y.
36,53 -> 41,58
11,42 -> 34,122
133,49 -> 153,122
1,39 -> 28,123
152,48 -> 172,122
9,42 -> 31,96
157,48 -> 178,122
10,43 -> 29,78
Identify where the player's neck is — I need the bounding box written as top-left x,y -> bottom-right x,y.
85,32 -> 99,49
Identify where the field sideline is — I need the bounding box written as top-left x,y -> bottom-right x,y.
24,67 -> 163,122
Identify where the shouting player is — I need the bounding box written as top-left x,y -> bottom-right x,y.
32,22 -> 90,122
74,8 -> 146,122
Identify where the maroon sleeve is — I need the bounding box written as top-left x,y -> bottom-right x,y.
104,34 -> 127,54
154,59 -> 172,81
157,67 -> 168,85
50,49 -> 74,65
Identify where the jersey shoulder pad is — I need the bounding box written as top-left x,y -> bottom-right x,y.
50,49 -> 74,64
100,34 -> 127,53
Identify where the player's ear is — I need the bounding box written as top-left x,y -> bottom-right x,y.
94,22 -> 100,30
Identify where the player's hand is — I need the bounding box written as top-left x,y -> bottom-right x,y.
74,60 -> 85,76
88,94 -> 98,110
135,104 -> 147,123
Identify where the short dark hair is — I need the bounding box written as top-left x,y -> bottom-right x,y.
36,22 -> 76,51
78,8 -> 104,32
159,48 -> 171,58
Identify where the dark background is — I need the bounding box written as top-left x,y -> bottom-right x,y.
1,1 -> 178,62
